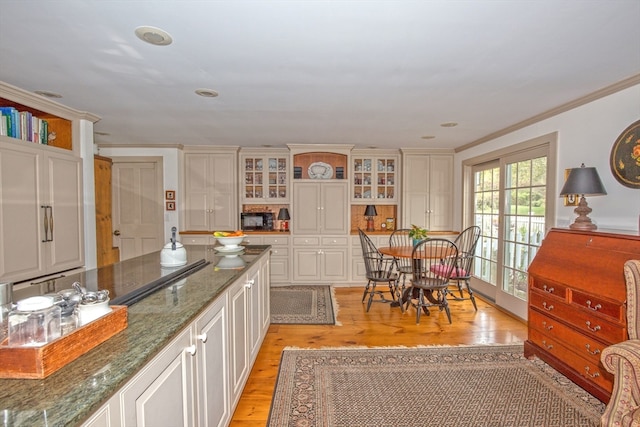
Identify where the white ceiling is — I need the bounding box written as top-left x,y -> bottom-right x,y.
1,0 -> 639,151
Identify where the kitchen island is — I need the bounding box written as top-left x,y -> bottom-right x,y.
0,245 -> 271,426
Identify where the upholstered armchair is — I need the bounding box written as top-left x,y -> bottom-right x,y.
602,260 -> 640,427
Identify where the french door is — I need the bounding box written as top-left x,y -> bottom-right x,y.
465,138 -> 555,320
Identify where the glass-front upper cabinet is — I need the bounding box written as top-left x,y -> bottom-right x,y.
352,155 -> 398,202
242,152 -> 288,202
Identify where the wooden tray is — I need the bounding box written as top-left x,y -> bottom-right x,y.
0,305 -> 127,379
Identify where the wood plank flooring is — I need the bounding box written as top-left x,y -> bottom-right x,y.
229,286 -> 528,425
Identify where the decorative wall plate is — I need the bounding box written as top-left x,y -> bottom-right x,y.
308,162 -> 333,179
610,119 -> 640,188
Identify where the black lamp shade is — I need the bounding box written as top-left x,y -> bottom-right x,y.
277,208 -> 290,221
560,164 -> 607,196
364,205 -> 377,217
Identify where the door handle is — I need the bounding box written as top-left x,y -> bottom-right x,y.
113,230 -> 121,236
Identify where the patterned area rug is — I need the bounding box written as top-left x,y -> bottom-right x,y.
267,344 -> 605,427
270,285 -> 337,325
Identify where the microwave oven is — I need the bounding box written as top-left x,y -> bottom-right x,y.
240,212 -> 274,231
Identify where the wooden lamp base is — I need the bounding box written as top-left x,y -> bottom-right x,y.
568,195 -> 598,231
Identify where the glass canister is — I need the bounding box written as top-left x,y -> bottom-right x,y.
8,296 -> 61,347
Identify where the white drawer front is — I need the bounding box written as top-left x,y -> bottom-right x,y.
270,247 -> 290,257
293,236 -> 321,246
321,236 -> 348,246
264,235 -> 290,246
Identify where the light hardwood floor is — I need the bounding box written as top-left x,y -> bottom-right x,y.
229,286 -> 528,425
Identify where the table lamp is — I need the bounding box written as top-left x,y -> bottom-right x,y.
364,205 -> 377,232
559,163 -> 607,230
277,208 -> 290,232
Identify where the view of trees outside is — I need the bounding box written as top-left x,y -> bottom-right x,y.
473,156 -> 547,301
503,156 -> 547,300
473,165 -> 500,286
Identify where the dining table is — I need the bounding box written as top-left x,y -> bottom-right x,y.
378,245 -> 457,307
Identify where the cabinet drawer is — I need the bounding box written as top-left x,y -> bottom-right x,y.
530,279 -> 568,300
293,237 -> 320,246
270,247 -> 289,257
530,293 -> 627,343
529,310 -> 607,365
529,328 -> 613,393
321,236 -> 348,246
263,236 -> 289,246
182,235 -> 212,245
242,236 -> 263,245
570,289 -> 624,322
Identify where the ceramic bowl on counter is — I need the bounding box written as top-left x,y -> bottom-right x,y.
214,235 -> 246,249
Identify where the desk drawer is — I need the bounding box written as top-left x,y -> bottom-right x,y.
570,289 -> 624,323
530,279 -> 568,300
529,310 -> 607,365
530,292 -> 626,343
529,328 -> 613,393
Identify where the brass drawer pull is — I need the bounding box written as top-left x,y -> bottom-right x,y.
585,321 -> 601,332
541,340 -> 553,350
542,321 -> 553,331
586,300 -> 602,311
585,344 -> 601,355
542,302 -> 554,311
542,285 -> 554,293
584,366 -> 600,378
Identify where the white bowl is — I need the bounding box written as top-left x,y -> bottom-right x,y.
215,235 -> 245,248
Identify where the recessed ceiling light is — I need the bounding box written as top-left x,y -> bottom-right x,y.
34,90 -> 62,98
134,26 -> 173,46
440,122 -> 458,128
421,136 -> 435,140
195,88 -> 219,98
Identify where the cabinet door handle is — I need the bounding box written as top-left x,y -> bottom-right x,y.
244,279 -> 255,288
197,333 -> 208,343
42,205 -> 49,242
585,344 -> 600,355
585,321 -> 601,332
185,345 -> 197,356
585,300 -> 602,311
49,206 -> 54,241
542,302 -> 553,311
542,285 -> 554,293
541,340 -> 553,350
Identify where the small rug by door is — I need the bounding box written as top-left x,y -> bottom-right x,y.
267,344 -> 605,427
270,285 -> 337,325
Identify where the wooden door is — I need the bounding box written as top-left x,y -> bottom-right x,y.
112,157 -> 164,261
94,156 -> 119,267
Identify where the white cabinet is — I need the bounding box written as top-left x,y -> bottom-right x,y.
184,149 -> 238,232
240,150 -> 289,202
84,254 -> 270,427
194,295 -> 230,427
0,141 -> 84,283
292,236 -> 348,282
351,153 -> 398,202
350,234 -> 390,283
292,181 -> 349,235
401,151 -> 454,231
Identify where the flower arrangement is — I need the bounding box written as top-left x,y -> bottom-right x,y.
408,224 -> 428,241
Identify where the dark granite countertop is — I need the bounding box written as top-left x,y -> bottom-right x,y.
0,245 -> 270,426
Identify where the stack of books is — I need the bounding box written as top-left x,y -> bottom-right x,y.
0,106 -> 49,144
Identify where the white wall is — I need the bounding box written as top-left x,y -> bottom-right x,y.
98,146 -> 181,244
454,84 -> 640,233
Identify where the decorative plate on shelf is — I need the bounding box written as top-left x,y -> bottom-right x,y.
308,162 -> 333,179
610,118 -> 640,189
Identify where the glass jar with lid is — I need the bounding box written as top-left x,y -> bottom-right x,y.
8,296 -> 61,347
